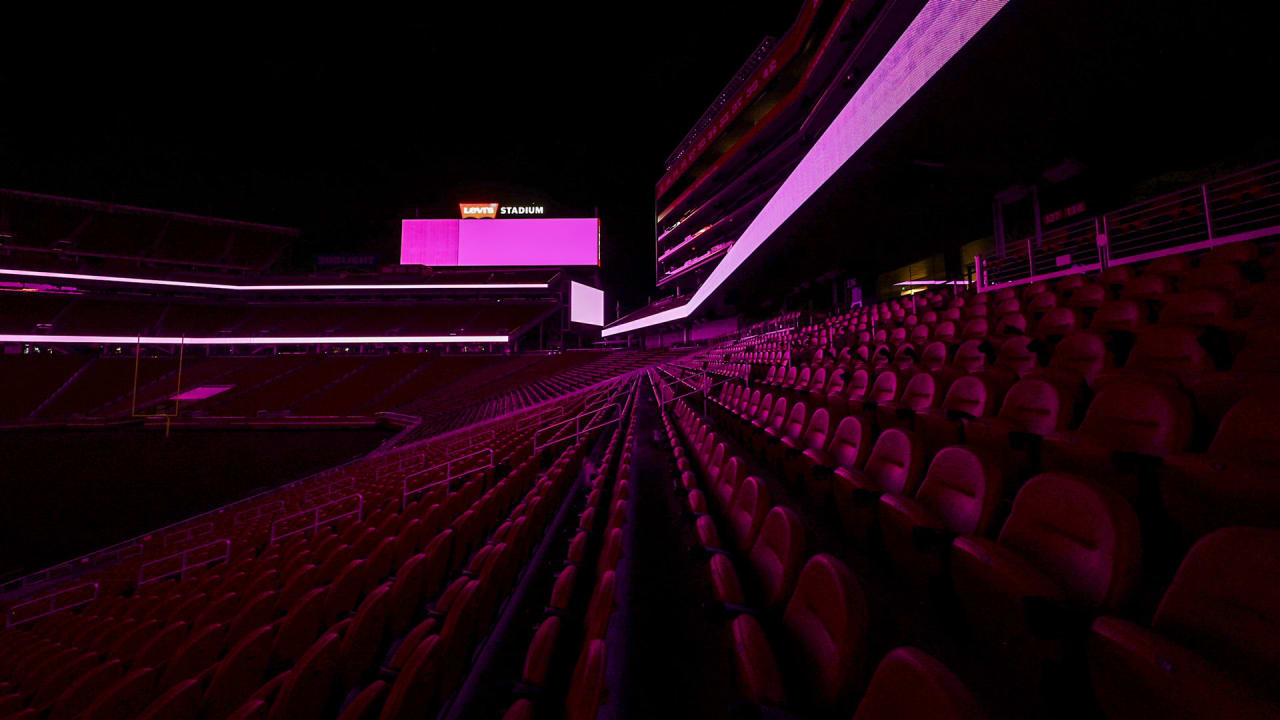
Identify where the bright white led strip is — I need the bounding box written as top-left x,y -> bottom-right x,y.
0,334 -> 508,346
0,268 -> 547,291
604,0 -> 1008,337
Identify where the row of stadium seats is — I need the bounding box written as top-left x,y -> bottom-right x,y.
0,192 -> 292,271
655,365 -> 1278,717
0,376 -> 640,718
0,351 -> 660,426
501,385 -> 638,720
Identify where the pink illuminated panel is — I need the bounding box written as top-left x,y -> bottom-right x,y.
401,218 -> 599,267
604,0 -> 1009,336
570,281 -> 605,326
170,385 -> 234,401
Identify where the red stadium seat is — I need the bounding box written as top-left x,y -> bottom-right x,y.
1042,381 -> 1193,497
1160,397 -> 1280,540
951,473 -> 1141,676
747,507 -> 807,609
878,446 -> 1003,584
1088,527 -> 1280,719
852,647 -> 986,720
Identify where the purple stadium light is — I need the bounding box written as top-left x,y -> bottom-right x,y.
0,333 -> 509,346
400,218 -> 600,267
603,0 -> 1009,337
0,268 -> 548,291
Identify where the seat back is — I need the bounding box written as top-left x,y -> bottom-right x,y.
852,647 -> 985,720
782,403 -> 808,443
783,367 -> 799,386
800,408 -> 831,452
994,312 -> 1028,337
1207,397 -> 1280,467
1125,326 -> 1211,385
962,318 -> 989,340
846,368 -> 871,400
1158,290 -> 1232,328
899,372 -> 938,411
807,367 -> 827,393
748,507 -> 807,609
716,457 -> 745,503
916,446 -> 1002,536
827,416 -> 869,472
765,397 -> 789,433
940,376 -> 991,419
754,394 -> 775,424
727,477 -> 770,552
921,341 -> 949,371
997,378 -> 1066,435
1078,381 -> 1193,456
862,429 -> 924,496
952,340 -> 987,374
867,370 -> 901,404
1090,300 -> 1145,333
1152,527 -> 1280,688
998,472 -> 1142,609
993,336 -> 1039,376
782,554 -> 867,708
1048,332 -> 1112,384
1035,307 -> 1083,338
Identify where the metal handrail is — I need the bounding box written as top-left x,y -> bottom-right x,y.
6,582 -> 99,627
138,539 -> 231,585
403,447 -> 494,509
270,494 -> 364,544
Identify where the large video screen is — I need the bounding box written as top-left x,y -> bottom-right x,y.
570,281 -> 605,326
401,218 -> 599,267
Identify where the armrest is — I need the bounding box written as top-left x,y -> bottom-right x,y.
1022,595 -> 1091,639
850,487 -> 881,507
1111,450 -> 1164,472
946,409 -> 977,422
1007,431 -> 1043,451
911,525 -> 956,551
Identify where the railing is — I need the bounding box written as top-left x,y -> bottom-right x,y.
977,159 -> 1280,290
234,499 -> 286,526
137,539 -> 231,586
402,448 -> 494,509
161,521 -> 215,551
0,541 -> 142,600
6,582 -> 99,627
533,402 -> 623,452
270,494 -> 364,543
304,476 -> 356,505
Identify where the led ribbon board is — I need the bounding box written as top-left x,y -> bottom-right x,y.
0,334 -> 509,346
604,0 -> 1009,337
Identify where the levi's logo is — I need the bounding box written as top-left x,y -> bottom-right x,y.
460,203 -> 499,219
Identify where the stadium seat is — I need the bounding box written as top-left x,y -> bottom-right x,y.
1160,397 -> 1280,541
730,554 -> 867,710
1088,527 -> 1280,719
852,647 -> 986,720
747,507 -> 807,609
1041,381 -> 1193,497
832,428 -> 924,538
951,473 -> 1141,677
878,446 -> 1002,585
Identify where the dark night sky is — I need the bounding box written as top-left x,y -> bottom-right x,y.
0,6 -> 804,310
